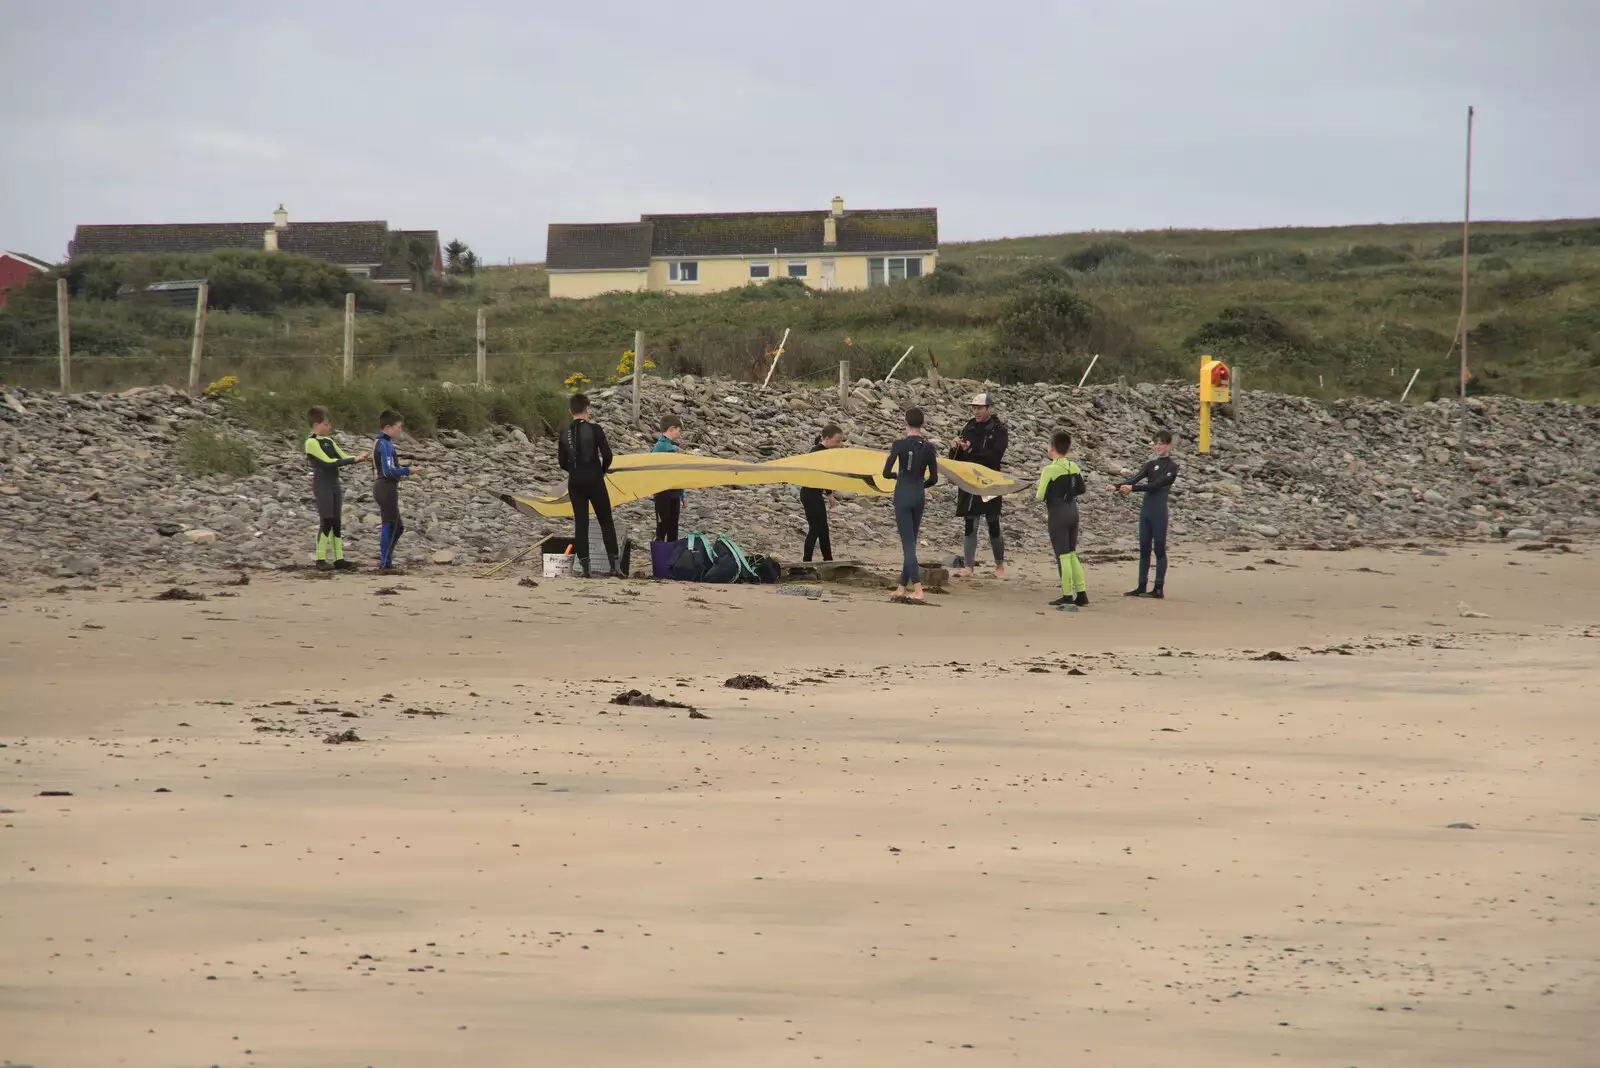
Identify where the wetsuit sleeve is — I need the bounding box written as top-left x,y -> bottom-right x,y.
1068,469 -> 1086,497
595,425 -> 614,473
1035,466 -> 1053,502
1117,459 -> 1155,489
882,441 -> 899,480
306,437 -> 342,469
1132,460 -> 1176,493
923,445 -> 939,489
558,427 -> 572,473
376,438 -> 410,478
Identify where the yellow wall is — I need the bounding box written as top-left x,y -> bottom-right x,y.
644,252 -> 937,294
548,270 -> 649,299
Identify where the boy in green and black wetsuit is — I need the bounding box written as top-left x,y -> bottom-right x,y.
304,406 -> 369,571
1036,430 -> 1088,609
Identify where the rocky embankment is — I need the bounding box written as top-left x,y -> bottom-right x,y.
1,377 -> 1596,583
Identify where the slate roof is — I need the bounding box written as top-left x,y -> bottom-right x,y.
546,222 -> 655,271
70,221 -> 391,265
641,208 -> 938,258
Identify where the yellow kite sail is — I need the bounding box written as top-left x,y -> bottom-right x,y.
501,447 -> 1024,519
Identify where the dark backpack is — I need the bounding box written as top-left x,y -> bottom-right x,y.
667,533 -> 716,582
702,535 -> 757,584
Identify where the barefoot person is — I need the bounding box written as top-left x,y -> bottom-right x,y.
800,423 -> 844,563
949,392 -> 1009,578
1110,429 -> 1179,599
882,407 -> 939,602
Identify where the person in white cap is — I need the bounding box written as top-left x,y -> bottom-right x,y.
948,392 -> 1009,577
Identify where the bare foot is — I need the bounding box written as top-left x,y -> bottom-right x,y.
908,584 -> 926,602
889,586 -> 906,601
953,567 -> 973,578
994,564 -> 1008,579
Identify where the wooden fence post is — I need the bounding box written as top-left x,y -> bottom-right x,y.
839,360 -> 848,403
632,329 -> 644,424
188,282 -> 210,394
342,293 -> 356,383
476,307 -> 487,387
56,278 -> 71,393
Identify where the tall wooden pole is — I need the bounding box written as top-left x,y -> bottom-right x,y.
187,282 -> 210,394
476,307 -> 487,387
839,360 -> 849,403
56,278 -> 71,393
342,292 -> 356,383
632,329 -> 644,424
1458,105 -> 1475,412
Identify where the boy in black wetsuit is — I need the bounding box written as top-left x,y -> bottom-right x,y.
651,414 -> 685,543
882,407 -> 939,602
304,406 -> 369,571
1110,429 -> 1179,598
558,392 -> 620,578
801,423 -> 844,562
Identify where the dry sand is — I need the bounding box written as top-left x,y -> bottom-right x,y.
2,543 -> 1597,1067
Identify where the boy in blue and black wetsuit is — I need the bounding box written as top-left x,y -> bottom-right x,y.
651,414 -> 685,543
882,406 -> 939,602
304,405 -> 369,571
372,410 -> 420,573
1111,429 -> 1179,599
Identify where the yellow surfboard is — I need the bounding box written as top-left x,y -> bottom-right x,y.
501,447 -> 1023,519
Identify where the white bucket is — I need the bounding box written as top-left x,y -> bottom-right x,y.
542,553 -> 575,579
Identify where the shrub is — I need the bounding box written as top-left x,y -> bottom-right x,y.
1061,239 -> 1149,272
178,425 -> 258,477
1339,244 -> 1410,268
921,263 -> 969,295
1186,304 -> 1313,359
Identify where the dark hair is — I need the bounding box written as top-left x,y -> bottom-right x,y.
659,414 -> 682,433
817,422 -> 843,444
569,393 -> 590,416
1050,430 -> 1072,454
378,409 -> 403,429
904,407 -> 925,429
307,405 -> 329,426
1153,429 -> 1173,445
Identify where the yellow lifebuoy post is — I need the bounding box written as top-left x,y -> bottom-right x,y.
1198,355 -> 1230,453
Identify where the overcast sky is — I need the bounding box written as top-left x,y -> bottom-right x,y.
4,0 -> 1596,263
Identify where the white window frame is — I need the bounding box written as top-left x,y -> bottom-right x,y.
748,261 -> 771,280
668,261 -> 699,284
868,256 -> 924,287
786,261 -> 808,278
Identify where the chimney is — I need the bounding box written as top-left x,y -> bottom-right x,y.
273,204 -> 288,229
823,195 -> 842,248
263,228 -> 278,251
830,196 -> 844,216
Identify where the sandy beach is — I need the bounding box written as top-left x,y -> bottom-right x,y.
2,542 -> 1597,1068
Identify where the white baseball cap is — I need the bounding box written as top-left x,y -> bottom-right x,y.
967,392 -> 995,407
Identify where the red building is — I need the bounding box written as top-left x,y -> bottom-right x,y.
0,251 -> 51,308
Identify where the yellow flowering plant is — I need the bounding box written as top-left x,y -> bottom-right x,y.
563,372 -> 591,392
204,375 -> 240,398
614,349 -> 655,379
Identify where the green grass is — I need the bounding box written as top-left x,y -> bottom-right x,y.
178,425 -> 258,477
3,218 -> 1597,405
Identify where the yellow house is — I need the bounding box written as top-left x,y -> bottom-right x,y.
546,197 -> 938,299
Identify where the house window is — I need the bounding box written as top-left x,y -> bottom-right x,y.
749,262 -> 771,280
669,261 -> 699,283
787,261 -> 808,278
867,257 -> 924,287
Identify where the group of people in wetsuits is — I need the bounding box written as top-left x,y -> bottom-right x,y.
801,392 -> 1179,608
302,391 -> 1179,603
